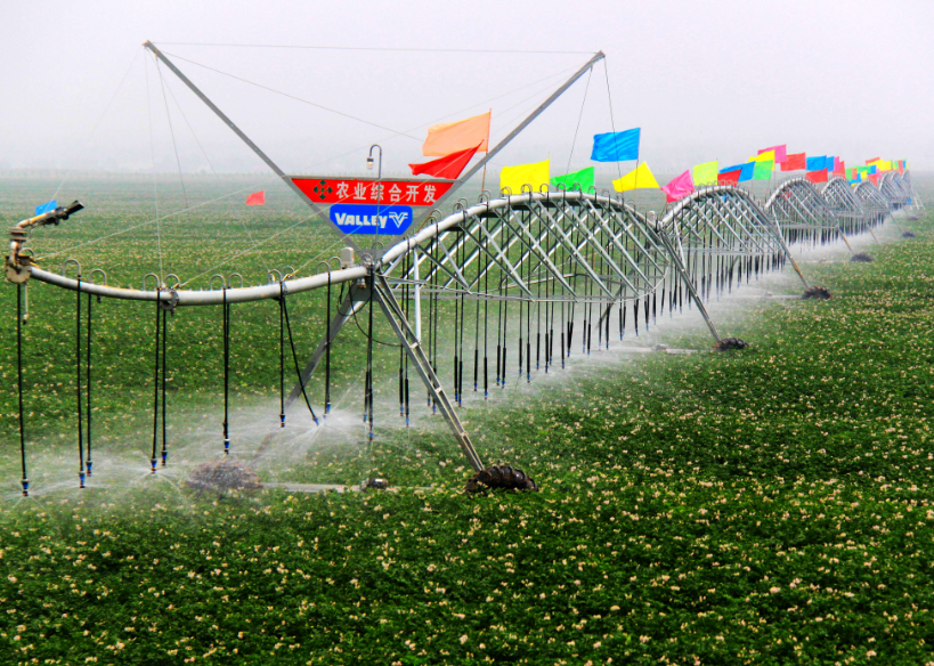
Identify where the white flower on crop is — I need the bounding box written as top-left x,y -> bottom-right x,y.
459,635 -> 468,644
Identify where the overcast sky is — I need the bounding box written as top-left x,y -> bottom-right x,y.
3,0 -> 932,177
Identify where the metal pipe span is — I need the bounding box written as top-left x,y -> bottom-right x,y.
28,191 -> 635,306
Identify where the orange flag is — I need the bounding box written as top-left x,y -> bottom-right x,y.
422,111 -> 490,157
245,191 -> 265,205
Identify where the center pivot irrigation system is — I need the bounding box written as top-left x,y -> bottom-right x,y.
5,45 -> 922,496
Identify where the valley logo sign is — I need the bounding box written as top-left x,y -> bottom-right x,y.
290,176 -> 455,237
329,204 -> 414,235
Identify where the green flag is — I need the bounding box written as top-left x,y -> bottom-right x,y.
550,166 -> 595,191
752,159 -> 774,180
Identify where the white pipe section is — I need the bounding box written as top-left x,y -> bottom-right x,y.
30,265 -> 368,306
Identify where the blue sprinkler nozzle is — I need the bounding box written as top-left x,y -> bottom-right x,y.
224,438 -> 230,455
21,478 -> 28,497
78,472 -> 85,489
85,460 -> 93,477
150,457 -> 157,474
161,451 -> 168,467
279,413 -> 285,428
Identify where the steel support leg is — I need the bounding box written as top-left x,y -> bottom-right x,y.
654,230 -> 721,343
373,274 -> 484,472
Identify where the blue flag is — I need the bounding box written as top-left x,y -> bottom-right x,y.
591,128 -> 640,162
35,200 -> 57,216
806,156 -> 827,171
719,163 -> 755,182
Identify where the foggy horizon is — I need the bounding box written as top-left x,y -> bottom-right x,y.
4,1 -> 932,180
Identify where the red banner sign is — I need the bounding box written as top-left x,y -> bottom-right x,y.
291,177 -> 455,207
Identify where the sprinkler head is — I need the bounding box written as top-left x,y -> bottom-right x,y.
161,452 -> 168,467
279,413 -> 285,428
79,472 -> 85,489
21,478 -> 28,497
150,457 -> 157,474
224,439 -> 230,455
85,460 -> 93,477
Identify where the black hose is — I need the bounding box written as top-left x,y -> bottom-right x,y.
17,284 -> 28,496
223,287 -> 230,453
325,271 -> 332,416
76,277 -> 85,488
160,307 -> 167,465
279,284 -> 285,427
150,300 -> 160,473
281,288 -> 319,425
86,292 -> 93,476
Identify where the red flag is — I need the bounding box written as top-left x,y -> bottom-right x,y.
409,144 -> 481,179
806,169 -> 828,184
865,157 -> 879,166
246,191 -> 265,206
868,173 -> 879,185
718,169 -> 742,186
780,152 -> 806,171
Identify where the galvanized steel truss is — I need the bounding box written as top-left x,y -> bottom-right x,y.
15,177 -> 919,475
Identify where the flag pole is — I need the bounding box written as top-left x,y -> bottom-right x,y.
632,158 -> 639,212
416,51 -> 605,228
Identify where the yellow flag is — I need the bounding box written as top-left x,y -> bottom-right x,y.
692,161 -> 718,186
751,150 -> 776,163
613,162 -> 660,192
500,158 -> 550,194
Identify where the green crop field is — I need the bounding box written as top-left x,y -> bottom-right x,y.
1,173 -> 934,665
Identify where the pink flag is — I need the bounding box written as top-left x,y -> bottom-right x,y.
661,170 -> 694,203
245,191 -> 265,206
758,144 -> 788,163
